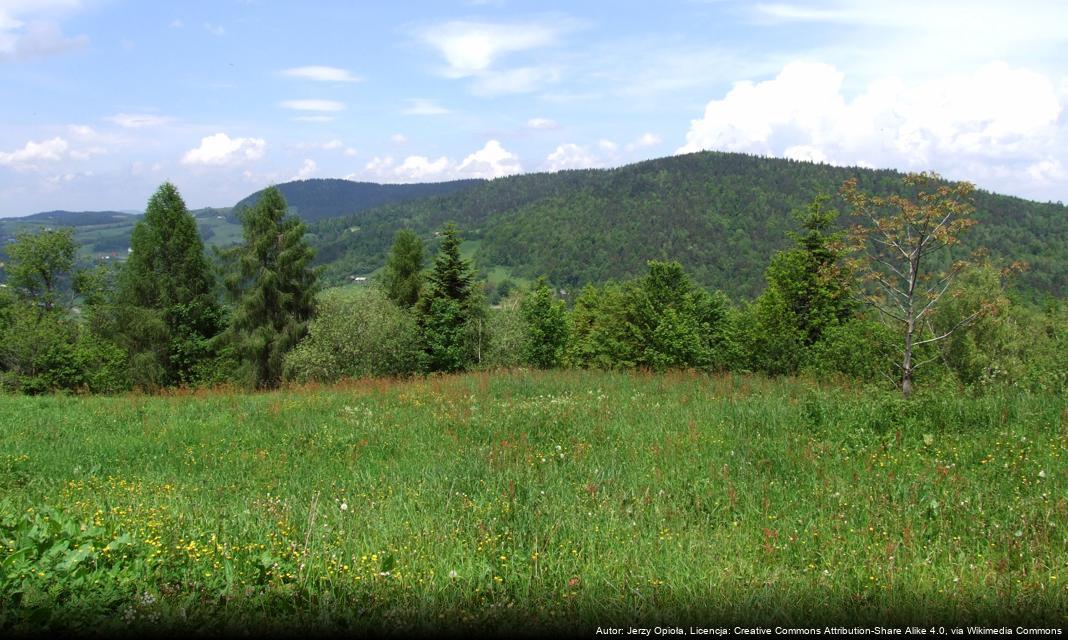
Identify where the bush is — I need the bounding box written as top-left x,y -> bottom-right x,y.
284,286 -> 423,383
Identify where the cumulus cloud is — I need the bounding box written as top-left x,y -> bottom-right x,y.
542,143 -> 598,171
291,159 -> 317,180
203,22 -> 225,36
106,113 -> 173,128
181,133 -> 266,166
390,134 -> 408,144
456,140 -> 523,178
357,140 -> 522,183
281,65 -> 361,83
627,133 -> 662,151
402,99 -> 450,116
0,137 -> 69,170
279,99 -> 345,112
677,61 -> 1065,197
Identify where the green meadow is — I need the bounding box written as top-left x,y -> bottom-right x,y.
1,370 -> 1065,634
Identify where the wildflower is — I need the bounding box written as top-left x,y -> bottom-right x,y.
340,502 -> 348,511
448,570 -> 458,579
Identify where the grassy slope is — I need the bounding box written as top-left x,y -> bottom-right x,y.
1,371 -> 1065,633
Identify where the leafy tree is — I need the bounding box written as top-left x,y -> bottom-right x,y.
521,277 -> 567,368
382,229 -> 424,308
227,186 -> 319,389
284,286 -> 422,382
418,223 -> 480,372
842,172 -> 981,398
5,228 -> 76,312
482,291 -> 526,368
115,182 -> 223,387
566,261 -> 729,371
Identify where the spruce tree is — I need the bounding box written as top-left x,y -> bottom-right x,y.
418,223 -> 479,372
227,186 -> 319,389
383,229 -> 424,308
116,182 -> 222,387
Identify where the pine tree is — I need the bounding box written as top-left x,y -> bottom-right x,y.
116,182 -> 223,387
418,223 -> 479,372
383,229 -> 424,308
227,186 -> 319,389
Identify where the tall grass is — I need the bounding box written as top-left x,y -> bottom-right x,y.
0,370 -> 1065,633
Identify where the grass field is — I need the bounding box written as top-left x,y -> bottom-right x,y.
0,370 -> 1065,635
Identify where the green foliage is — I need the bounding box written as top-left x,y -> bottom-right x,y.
566,261 -> 729,371
520,278 -> 567,369
284,287 -> 423,383
418,224 -> 481,373
481,293 -> 526,369
308,152 -> 1068,302
5,228 -> 76,312
802,317 -> 898,384
115,182 -> 223,388
745,196 -> 855,375
227,186 -> 319,389
382,229 -> 424,308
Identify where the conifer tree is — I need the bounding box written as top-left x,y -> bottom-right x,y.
383,229 -> 424,308
227,186 -> 319,389
116,182 -> 222,387
418,223 -> 479,372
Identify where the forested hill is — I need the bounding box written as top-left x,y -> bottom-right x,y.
233,178 -> 483,222
309,151 -> 1068,301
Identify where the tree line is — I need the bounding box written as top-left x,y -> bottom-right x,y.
1,174 -> 1065,398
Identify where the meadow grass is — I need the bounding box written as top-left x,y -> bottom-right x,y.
0,370 -> 1065,634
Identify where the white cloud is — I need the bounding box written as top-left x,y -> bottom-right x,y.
402,99 -> 450,116
396,155 -> 451,180
281,65 -> 361,83
597,139 -> 618,152
456,140 -> 522,178
280,99 -> 345,112
542,143 -> 598,171
181,133 -> 266,166
626,133 -> 662,151
416,20 -> 571,95
169,19 -> 183,29
526,117 -> 559,130
0,16 -> 88,61
291,159 -> 317,180
390,133 -> 408,144
343,147 -> 358,157
357,140 -> 522,183
293,115 -> 334,123
204,22 -> 225,36
677,61 -> 1065,199
0,137 -> 69,170
417,20 -> 562,78
106,113 -> 173,128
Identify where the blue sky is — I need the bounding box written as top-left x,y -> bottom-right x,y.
1,0 -> 1066,215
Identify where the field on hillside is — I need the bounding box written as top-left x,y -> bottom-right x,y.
1,371 -> 1065,634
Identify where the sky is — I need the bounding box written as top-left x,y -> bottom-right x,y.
1,0 -> 1067,216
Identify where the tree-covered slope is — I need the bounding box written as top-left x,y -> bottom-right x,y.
232,178 -> 483,222
310,152 -> 1068,301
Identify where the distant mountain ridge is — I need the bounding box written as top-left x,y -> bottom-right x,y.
232,178 -> 484,222
8,210 -> 140,226
307,151 -> 1068,301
